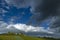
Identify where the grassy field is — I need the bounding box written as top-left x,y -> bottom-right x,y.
0,33 -> 60,40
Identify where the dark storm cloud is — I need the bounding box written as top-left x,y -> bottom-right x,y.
34,0 -> 60,34
25,0 -> 60,34
28,0 -> 60,26
49,16 -> 60,33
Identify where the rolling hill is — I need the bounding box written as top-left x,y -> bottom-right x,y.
0,33 -> 60,40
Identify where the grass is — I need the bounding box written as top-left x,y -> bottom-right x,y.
0,33 -> 60,40
0,35 -> 23,40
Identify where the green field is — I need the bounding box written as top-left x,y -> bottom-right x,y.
0,33 -> 60,40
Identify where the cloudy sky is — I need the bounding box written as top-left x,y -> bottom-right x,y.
0,0 -> 60,38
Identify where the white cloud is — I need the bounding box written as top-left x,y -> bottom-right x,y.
5,0 -> 31,8
0,8 -> 8,14
7,23 -> 54,34
0,21 -> 59,38
0,21 -> 8,34
0,21 -> 8,28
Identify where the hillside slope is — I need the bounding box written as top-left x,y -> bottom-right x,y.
0,34 -> 60,40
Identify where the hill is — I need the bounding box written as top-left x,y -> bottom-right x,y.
0,33 -> 60,40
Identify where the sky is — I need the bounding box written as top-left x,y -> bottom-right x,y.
0,0 -> 50,28
0,0 -> 60,38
